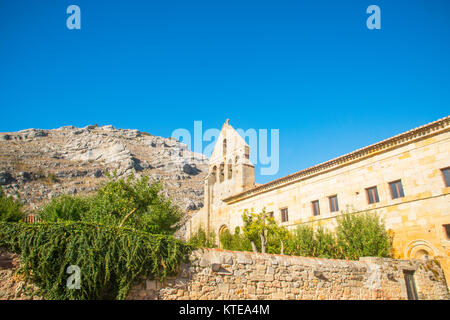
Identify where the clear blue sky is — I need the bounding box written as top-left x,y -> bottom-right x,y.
1,0 -> 449,183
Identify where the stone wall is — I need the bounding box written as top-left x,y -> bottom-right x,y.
127,249 -> 449,300
0,248 -> 42,300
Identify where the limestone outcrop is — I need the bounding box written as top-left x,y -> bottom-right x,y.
0,125 -> 208,214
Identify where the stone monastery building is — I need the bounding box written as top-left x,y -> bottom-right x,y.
186,116 -> 450,282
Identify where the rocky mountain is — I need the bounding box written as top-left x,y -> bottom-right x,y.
0,125 -> 208,214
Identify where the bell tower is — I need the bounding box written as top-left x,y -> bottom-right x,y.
203,120 -> 255,233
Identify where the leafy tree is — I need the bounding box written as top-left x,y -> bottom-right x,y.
313,226 -> 340,258
285,225 -> 339,258
285,225 -> 315,257
38,173 -> 181,235
336,211 -> 390,259
0,190 -> 25,222
242,208 -> 288,254
238,210 -> 390,260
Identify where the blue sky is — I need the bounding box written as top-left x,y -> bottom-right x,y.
1,0 -> 449,183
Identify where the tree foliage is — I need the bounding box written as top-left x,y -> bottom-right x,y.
187,226 -> 217,248
0,221 -> 192,300
0,190 -> 25,222
0,173 -> 190,299
222,208 -> 391,260
285,225 -> 340,258
219,227 -> 252,252
39,195 -> 89,222
39,173 -> 181,235
335,211 -> 390,260
241,208 -> 288,254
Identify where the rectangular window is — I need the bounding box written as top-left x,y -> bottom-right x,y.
280,208 -> 288,222
267,211 -> 274,219
442,167 -> 450,187
389,180 -> 405,199
312,200 -> 320,216
329,195 -> 339,212
403,270 -> 418,300
366,186 -> 380,204
244,146 -> 250,160
444,224 -> 450,240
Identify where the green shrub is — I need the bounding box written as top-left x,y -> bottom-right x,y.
39,195 -> 90,222
285,225 -> 315,257
285,225 -> 339,258
38,173 -> 181,235
313,226 -> 340,259
336,211 -> 390,259
0,190 -> 25,222
0,221 -> 192,300
265,226 -> 290,254
188,227 -> 217,248
219,228 -> 233,249
234,210 -> 391,260
219,227 -> 253,252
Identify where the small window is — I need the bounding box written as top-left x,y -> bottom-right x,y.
211,166 -> 217,184
244,146 -> 250,160
219,163 -> 225,183
312,200 -> 320,216
280,208 -> 288,222
366,186 -> 380,204
444,224 -> 450,240
329,195 -> 339,212
442,168 -> 450,187
267,211 -> 274,219
223,139 -> 227,157
389,180 -> 405,199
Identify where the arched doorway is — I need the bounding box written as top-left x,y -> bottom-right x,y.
218,225 -> 230,249
405,240 -> 437,260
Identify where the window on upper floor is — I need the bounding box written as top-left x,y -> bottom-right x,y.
280,208 -> 288,222
210,166 -> 217,184
219,163 -> 225,183
329,195 -> 339,212
223,139 -> 227,157
389,180 -> 405,199
267,211 -> 274,219
366,186 -> 380,204
441,167 -> 450,187
444,224 -> 450,240
312,200 -> 320,216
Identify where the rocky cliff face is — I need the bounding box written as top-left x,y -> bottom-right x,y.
0,125 -> 208,214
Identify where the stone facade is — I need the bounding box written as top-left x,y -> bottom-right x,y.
127,249 -> 449,300
185,116 -> 450,285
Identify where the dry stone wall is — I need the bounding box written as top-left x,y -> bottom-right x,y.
128,248 -> 449,300
0,248 -> 42,300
